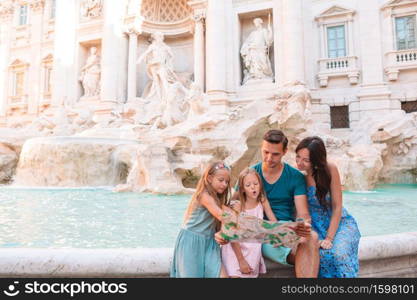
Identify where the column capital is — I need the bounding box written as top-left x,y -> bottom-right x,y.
192,11 -> 206,23
125,26 -> 141,36
188,0 -> 207,23
124,16 -> 143,36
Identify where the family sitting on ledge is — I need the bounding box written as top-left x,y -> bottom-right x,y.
170,129 -> 361,278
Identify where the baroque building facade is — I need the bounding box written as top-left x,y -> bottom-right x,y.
0,0 -> 417,133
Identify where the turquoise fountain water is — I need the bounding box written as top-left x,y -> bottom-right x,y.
0,184 -> 416,248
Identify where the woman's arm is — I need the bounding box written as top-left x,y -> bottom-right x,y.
322,162 -> 343,249
261,197 -> 278,222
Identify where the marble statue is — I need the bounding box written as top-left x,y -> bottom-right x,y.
136,32 -> 180,103
156,82 -> 188,128
186,82 -> 207,119
81,0 -> 103,18
79,47 -> 101,98
240,17 -> 273,84
272,81 -> 312,126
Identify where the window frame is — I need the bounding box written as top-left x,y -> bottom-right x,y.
50,0 -> 56,19
13,71 -> 25,98
18,4 -> 28,26
326,23 -> 347,58
394,14 -> 417,50
8,60 -> 29,104
41,54 -> 54,98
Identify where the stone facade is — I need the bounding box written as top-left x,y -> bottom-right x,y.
0,0 -> 416,125
1,0 -> 417,189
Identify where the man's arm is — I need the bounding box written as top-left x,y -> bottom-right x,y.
294,194 -> 312,237
294,194 -> 311,223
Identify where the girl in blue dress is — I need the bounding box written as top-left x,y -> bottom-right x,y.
170,161 -> 231,278
295,136 -> 361,278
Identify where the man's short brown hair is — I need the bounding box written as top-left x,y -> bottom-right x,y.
263,130 -> 288,150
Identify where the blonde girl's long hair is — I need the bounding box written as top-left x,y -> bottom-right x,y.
183,161 -> 231,224
237,167 -> 267,212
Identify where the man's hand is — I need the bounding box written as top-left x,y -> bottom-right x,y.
214,231 -> 228,245
294,221 -> 312,238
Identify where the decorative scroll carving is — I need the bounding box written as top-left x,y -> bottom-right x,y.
80,0 -> 103,19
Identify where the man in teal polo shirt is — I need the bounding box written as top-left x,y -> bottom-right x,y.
231,129 -> 319,277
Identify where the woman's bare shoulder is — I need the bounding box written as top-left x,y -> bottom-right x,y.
327,161 -> 339,173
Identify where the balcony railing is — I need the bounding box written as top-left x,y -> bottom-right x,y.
317,56 -> 360,87
385,48 -> 417,81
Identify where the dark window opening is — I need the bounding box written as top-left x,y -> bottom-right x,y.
401,100 -> 417,113
330,105 -> 349,129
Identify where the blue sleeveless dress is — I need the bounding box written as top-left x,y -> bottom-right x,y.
170,203 -> 221,278
307,186 -> 361,278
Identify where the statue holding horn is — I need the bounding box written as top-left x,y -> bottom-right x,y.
240,16 -> 274,84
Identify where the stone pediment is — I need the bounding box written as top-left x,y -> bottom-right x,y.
381,0 -> 417,10
42,54 -> 53,62
9,59 -> 28,68
315,5 -> 355,21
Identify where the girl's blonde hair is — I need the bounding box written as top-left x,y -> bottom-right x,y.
183,161 -> 231,223
237,167 -> 267,212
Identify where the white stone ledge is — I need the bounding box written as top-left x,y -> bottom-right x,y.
0,232 -> 416,278
358,232 -> 417,261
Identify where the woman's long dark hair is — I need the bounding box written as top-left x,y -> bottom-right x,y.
296,136 -> 331,209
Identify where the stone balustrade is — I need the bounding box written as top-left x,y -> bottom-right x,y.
385,49 -> 417,81
317,56 -> 360,87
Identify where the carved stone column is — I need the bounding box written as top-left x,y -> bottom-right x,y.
189,0 -> 207,91
205,0 -> 228,111
192,12 -> 205,91
28,0 -> 46,115
281,0 -> 305,84
51,0 -> 77,107
100,0 -> 128,103
0,2 -> 14,118
357,1 -> 391,118
126,27 -> 140,101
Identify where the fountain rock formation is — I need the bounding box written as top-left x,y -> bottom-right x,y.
14,137 -> 140,187
8,82 -> 417,192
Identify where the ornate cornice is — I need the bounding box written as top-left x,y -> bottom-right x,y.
29,0 -> 45,13
381,0 -> 417,10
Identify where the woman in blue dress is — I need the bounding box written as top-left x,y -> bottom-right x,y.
295,136 -> 361,278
